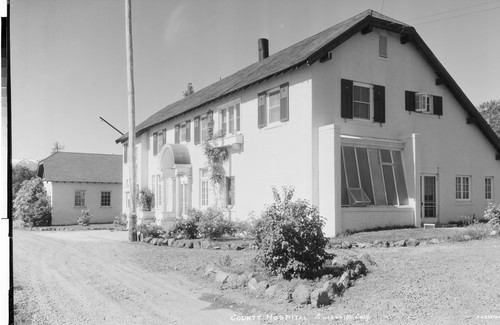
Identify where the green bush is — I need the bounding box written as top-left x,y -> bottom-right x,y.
136,223 -> 167,238
484,202 -> 500,226
197,207 -> 235,240
77,209 -> 92,226
13,177 -> 52,227
255,187 -> 332,280
167,209 -> 201,239
113,213 -> 128,227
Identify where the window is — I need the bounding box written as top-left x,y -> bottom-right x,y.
379,34 -> 387,58
405,91 -> 443,116
75,190 -> 86,207
153,132 -> 158,156
194,114 -> 211,145
200,169 -> 209,207
353,83 -> 372,120
485,177 -> 493,200
341,79 -> 385,123
101,191 -> 111,207
456,176 -> 471,200
341,146 -> 408,207
175,121 -> 190,143
258,83 -> 289,128
220,108 -> 227,134
226,176 -> 235,206
217,102 -> 241,136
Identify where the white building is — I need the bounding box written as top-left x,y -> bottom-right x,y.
117,10 -> 500,236
37,152 -> 122,225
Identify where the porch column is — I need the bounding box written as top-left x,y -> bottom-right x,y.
411,133 -> 421,227
318,124 -> 342,237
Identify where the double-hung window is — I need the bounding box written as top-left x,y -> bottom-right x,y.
485,177 -> 493,200
101,191 -> 111,207
341,79 -> 385,123
456,176 -> 471,200
217,101 -> 241,136
194,114 -> 211,145
153,132 -> 158,156
341,146 -> 408,207
405,91 -> 443,116
258,83 -> 289,128
175,121 -> 191,144
75,190 -> 86,207
200,169 -> 209,207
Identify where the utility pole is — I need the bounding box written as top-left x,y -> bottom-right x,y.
125,0 -> 137,242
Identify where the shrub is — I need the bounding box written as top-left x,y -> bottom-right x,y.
254,187 -> 332,280
136,223 -> 166,238
78,209 -> 92,226
167,209 -> 201,239
484,202 -> 500,226
13,177 -> 52,227
137,187 -> 154,211
197,207 -> 235,240
114,213 -> 128,227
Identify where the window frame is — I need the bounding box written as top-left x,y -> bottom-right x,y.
485,176 -> 493,200
74,190 -> 86,207
267,88 -> 281,126
100,191 -> 111,207
352,82 -> 373,121
456,175 -> 471,201
217,99 -> 241,136
416,93 -> 434,114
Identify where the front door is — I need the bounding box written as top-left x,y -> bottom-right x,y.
421,175 -> 438,220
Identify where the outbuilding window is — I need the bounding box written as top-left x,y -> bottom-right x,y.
74,190 -> 86,207
101,191 -> 111,207
456,176 -> 471,200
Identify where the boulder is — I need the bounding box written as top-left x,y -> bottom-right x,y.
227,274 -> 248,289
248,278 -> 258,294
265,284 -> 279,298
256,281 -> 269,295
187,241 -> 194,249
394,239 -> 407,247
292,285 -> 311,305
372,240 -> 381,245
406,238 -> 420,246
203,265 -> 218,278
357,242 -> 366,249
144,236 -> 153,243
220,244 -> 230,250
201,240 -> 211,249
337,271 -> 351,292
429,238 -> 439,245
490,230 -> 497,236
193,241 -> 202,249
212,246 -> 221,250
167,238 -> 176,246
352,260 -> 367,277
150,238 -> 159,245
463,235 -> 471,241
176,241 -> 186,248
341,241 -> 352,249
383,241 -> 390,248
322,280 -> 341,301
215,271 -> 229,285
310,289 -> 331,307
235,245 -> 245,250
357,252 -> 377,267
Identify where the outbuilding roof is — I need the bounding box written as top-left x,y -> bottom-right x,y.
37,152 -> 122,183
116,9 -> 500,157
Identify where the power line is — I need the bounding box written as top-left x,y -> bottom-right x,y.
405,0 -> 498,22
413,5 -> 500,26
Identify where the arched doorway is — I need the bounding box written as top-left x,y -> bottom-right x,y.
157,144 -> 192,227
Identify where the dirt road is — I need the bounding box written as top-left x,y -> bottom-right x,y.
13,230 -> 256,325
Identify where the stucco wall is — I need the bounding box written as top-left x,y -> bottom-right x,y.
50,182 -> 122,225
312,27 -> 500,228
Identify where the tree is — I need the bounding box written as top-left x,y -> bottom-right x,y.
478,99 -> 500,138
182,82 -> 194,97
51,141 -> 65,154
12,165 -> 37,200
13,177 -> 52,227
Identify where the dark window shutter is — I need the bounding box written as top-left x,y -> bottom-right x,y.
341,79 -> 353,119
405,91 -> 416,111
433,96 -> 443,116
280,83 -> 289,122
373,85 -> 385,123
153,133 -> 158,156
186,120 -> 191,142
194,117 -> 200,144
174,125 -> 180,144
258,92 -> 267,128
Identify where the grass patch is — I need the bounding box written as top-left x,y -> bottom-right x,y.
448,223 -> 499,242
330,227 -> 456,244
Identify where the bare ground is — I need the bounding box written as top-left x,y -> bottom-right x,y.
13,230 -> 500,325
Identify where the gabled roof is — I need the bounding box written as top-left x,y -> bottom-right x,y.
116,9 -> 500,157
37,152 -> 122,183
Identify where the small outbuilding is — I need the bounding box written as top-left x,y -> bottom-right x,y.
37,152 -> 122,225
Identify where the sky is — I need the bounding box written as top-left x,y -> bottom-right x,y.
9,0 -> 500,160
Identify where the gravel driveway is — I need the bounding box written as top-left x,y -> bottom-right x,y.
13,230 -> 258,325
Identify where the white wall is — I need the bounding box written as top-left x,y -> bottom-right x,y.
51,182 -> 122,225
312,27 -> 500,228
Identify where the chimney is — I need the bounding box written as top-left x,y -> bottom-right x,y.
258,38 -> 269,61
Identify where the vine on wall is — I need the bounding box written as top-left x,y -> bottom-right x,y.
203,111 -> 228,185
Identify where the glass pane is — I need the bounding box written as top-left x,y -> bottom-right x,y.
269,91 -> 280,107
392,151 -> 409,205
456,177 -> 461,199
353,102 -> 370,119
382,165 -> 398,205
353,85 -> 369,102
368,148 -> 387,205
235,104 -> 240,131
341,148 -> 349,206
356,147 -> 374,204
380,149 -> 392,163
343,146 -> 359,188
269,106 -> 280,123
228,106 -> 234,134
